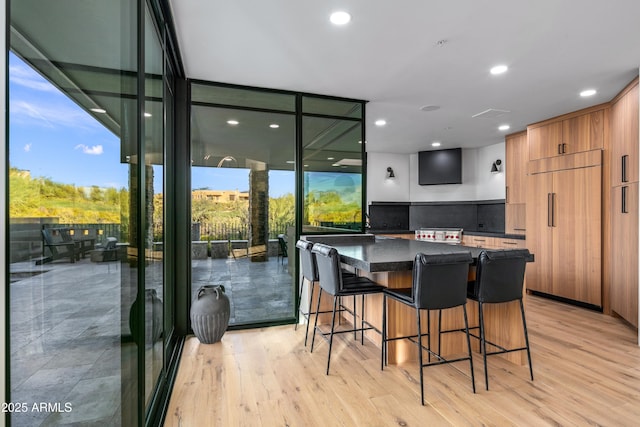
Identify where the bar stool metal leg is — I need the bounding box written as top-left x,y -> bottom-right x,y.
463,305 -> 476,393
295,276 -> 305,331
417,307 -> 425,406
479,301 -> 489,390
326,296 -> 339,375
310,288 -> 324,353
520,299 -> 534,381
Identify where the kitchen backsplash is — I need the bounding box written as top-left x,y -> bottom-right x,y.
368,200 -> 505,233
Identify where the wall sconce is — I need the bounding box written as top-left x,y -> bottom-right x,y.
491,159 -> 502,173
386,167 -> 395,179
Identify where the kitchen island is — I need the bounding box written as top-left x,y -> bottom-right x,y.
305,235 -> 533,366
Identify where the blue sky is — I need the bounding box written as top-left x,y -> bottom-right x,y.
9,51 -> 357,198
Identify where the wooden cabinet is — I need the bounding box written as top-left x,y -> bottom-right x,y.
525,172 -> 554,295
610,77 -> 639,327
529,121 -> 563,161
461,234 -> 525,249
505,204 -> 526,235
528,108 -> 605,161
610,81 -> 639,186
506,131 -> 528,203
526,151 -> 602,307
611,183 -> 639,327
505,131 -> 527,235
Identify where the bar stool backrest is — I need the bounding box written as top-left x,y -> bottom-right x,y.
413,252 -> 473,310
311,243 -> 342,296
474,249 -> 530,303
296,240 -> 318,282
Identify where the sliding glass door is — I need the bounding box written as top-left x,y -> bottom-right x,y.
190,84 -> 297,326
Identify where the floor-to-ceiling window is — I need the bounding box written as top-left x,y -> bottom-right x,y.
301,96 -> 365,233
190,83 -> 297,326
188,84 -> 366,328
6,1 -> 178,425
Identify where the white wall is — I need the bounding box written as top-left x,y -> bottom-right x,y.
1,0 -> 7,423
367,143 -> 506,204
475,142 -> 506,200
366,152 -> 410,204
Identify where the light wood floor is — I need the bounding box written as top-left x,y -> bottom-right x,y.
165,295 -> 640,426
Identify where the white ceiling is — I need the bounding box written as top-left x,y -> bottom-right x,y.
169,0 -> 640,154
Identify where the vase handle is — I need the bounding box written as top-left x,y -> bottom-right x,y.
197,287 -> 206,299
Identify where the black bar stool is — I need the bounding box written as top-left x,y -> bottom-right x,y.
295,240 -> 358,346
467,249 -> 533,390
382,252 -> 475,405
310,243 -> 385,375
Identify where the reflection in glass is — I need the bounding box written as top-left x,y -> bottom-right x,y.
8,1 -> 141,425
144,6 -> 165,406
302,113 -> 363,233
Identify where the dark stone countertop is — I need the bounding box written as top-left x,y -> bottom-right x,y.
332,237 -> 484,272
331,236 -> 533,273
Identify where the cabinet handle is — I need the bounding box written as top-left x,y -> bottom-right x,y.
502,241 -> 518,245
547,193 -> 552,227
557,144 -> 562,155
506,186 -> 509,203
622,185 -> 628,214
551,193 -> 556,227
562,143 -> 567,154
514,228 -> 526,231
622,155 -> 629,183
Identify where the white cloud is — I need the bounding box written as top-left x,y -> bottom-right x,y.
75,144 -> 104,155
10,99 -> 101,130
24,143 -> 32,152
9,64 -> 59,93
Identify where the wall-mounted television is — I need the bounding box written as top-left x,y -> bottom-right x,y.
418,148 -> 462,185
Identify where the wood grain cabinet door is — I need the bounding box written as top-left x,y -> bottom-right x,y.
552,166 -> 602,306
611,84 -> 639,186
529,122 -> 563,161
505,132 -> 528,203
611,183 -> 639,327
525,172 -> 554,294
562,110 -> 605,155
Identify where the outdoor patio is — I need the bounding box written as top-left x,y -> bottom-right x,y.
8,253 -> 294,426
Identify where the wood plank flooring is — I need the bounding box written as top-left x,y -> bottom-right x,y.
164,295 -> 640,426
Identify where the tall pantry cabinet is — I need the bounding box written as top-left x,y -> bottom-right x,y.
525,106 -> 606,307
610,78 -> 639,327
505,131 -> 527,235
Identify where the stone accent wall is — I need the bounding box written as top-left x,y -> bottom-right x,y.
249,168 -> 269,262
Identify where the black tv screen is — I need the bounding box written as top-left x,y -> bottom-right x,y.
418,148 -> 462,185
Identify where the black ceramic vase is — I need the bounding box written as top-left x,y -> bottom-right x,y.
191,285 -> 230,344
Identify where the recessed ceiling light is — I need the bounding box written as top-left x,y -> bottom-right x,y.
498,124 -> 510,131
330,11 -> 351,25
286,160 -> 295,164
358,140 -> 362,144
432,142 -> 441,147
144,112 -> 152,118
269,123 -> 279,129
327,157 -> 335,160
304,164 -> 309,167
580,89 -> 597,97
332,163 -> 340,167
375,119 -> 387,126
490,65 -> 508,75
90,108 -> 106,114
420,105 -> 440,112
227,120 -> 239,125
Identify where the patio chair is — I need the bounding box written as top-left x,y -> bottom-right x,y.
38,227 -> 79,264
